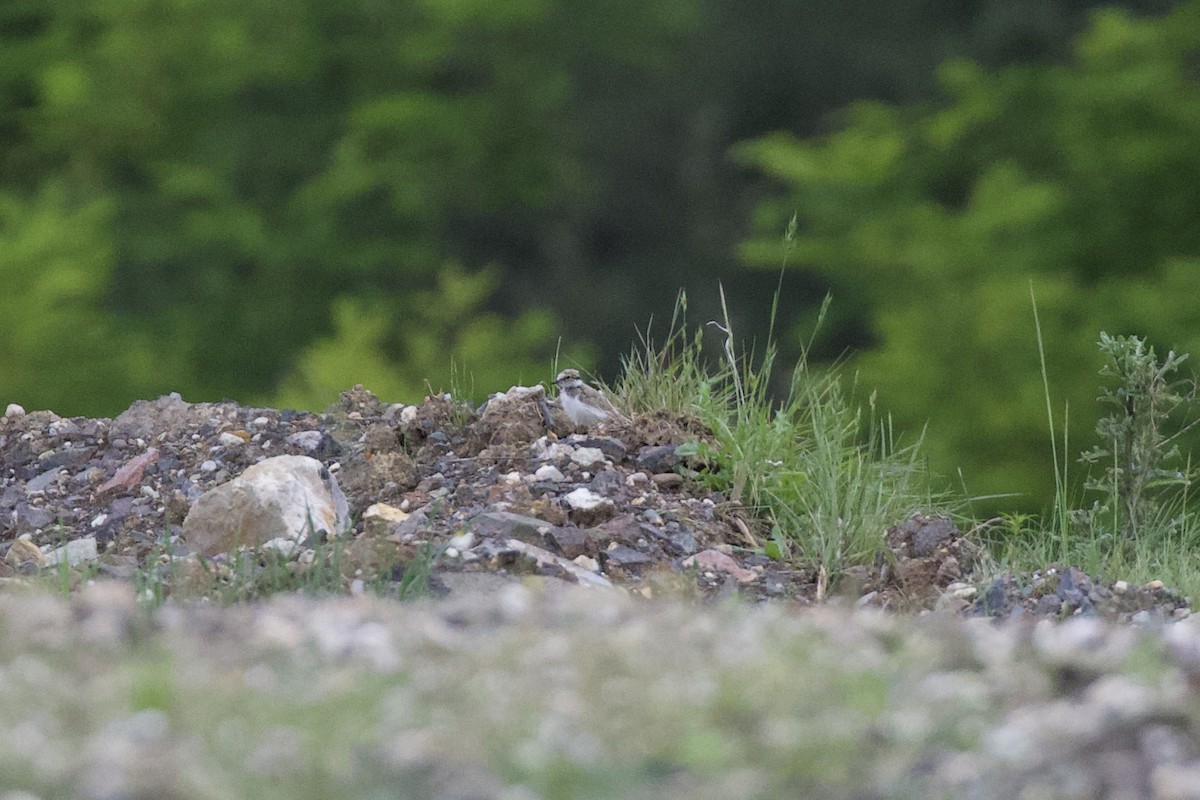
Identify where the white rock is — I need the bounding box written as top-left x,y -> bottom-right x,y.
218,432 -> 246,447
286,430 -> 323,451
564,488 -> 605,510
262,538 -> 300,557
4,403 -> 25,418
447,531 -> 476,551
482,384 -> 545,416
534,465 -> 566,482
363,503 -> 410,524
573,555 -> 600,572
534,441 -> 576,462
569,447 -> 606,469
399,405 -> 419,426
183,455 -> 350,556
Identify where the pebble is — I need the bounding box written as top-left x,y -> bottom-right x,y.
564,488 -> 606,511
4,403 -> 25,418
534,465 -> 566,482
218,432 -> 246,447
447,532 -> 476,551
569,447 -> 606,470
651,473 -> 684,489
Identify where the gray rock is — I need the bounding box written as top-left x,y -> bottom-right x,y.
578,436 -> 627,462
636,444 -> 678,474
601,545 -> 654,568
503,538 -> 613,588
546,526 -> 591,559
912,516 -> 957,557
112,393 -> 203,440
14,504 -> 57,532
568,446 -> 606,470
26,467 -> 64,494
587,469 -> 624,496
39,446 -> 96,470
467,511 -> 559,543
44,536 -> 98,567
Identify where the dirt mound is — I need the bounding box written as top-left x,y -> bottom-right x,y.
0,387 -> 1190,621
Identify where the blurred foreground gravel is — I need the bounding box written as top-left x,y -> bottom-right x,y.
4,582 -> 1200,799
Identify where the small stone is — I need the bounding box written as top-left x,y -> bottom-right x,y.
573,555 -> 600,572
564,488 -> 604,510
5,538 -> 47,568
1130,610 -> 1155,626
534,465 -> 566,482
911,516 -> 957,557
651,473 -> 684,489
577,436 -> 627,461
252,416 -> 270,428
1113,580 -> 1129,594
546,526 -> 590,559
626,472 -> 649,486
683,549 -> 757,583
502,538 -> 613,588
44,536 -> 98,567
466,511 -> 556,542
934,593 -> 970,614
4,403 -> 25,418
563,488 -> 616,526
286,430 -> 324,452
447,531 -> 476,551
14,505 -> 55,532
26,467 -> 64,494
361,504 -> 408,536
640,509 -> 662,525
636,444 -> 679,474
602,545 -> 654,568
218,431 -> 247,447
935,556 -> 962,583
97,448 -> 160,495
569,447 -> 606,470
1146,579 -> 1166,591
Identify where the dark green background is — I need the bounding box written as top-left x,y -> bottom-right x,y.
2,0 -> 1194,510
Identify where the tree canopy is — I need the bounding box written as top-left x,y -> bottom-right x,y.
738,2 -> 1200,508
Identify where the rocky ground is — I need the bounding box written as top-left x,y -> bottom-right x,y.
0,385 -> 1190,620
5,387 -> 1200,799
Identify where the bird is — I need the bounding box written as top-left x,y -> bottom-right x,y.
554,369 -> 627,427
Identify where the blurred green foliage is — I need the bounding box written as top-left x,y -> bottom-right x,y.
0,0 -> 697,413
0,0 -> 1190,513
738,2 -> 1200,509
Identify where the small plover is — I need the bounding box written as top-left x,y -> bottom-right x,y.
554,369 -> 627,427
